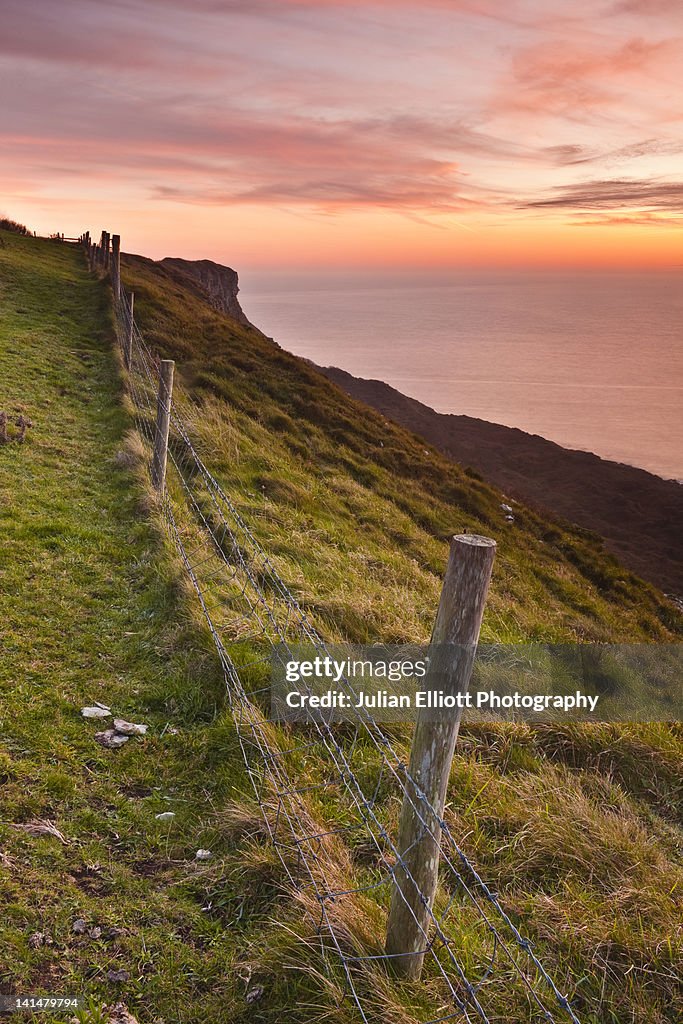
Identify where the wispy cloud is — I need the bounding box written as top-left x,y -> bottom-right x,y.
153,174 -> 482,213
541,138 -> 683,166
571,212 -> 682,226
611,0 -> 683,15
523,178 -> 683,211
499,37 -> 676,117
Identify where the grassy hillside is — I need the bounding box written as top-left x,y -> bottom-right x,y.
118,248 -> 681,1024
318,363 -> 683,596
0,231 -> 680,1024
122,251 -> 680,645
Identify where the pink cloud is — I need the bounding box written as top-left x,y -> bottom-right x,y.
611,0 -> 683,14
1,110 -> 499,213
2,0 -> 682,236
500,37 -> 675,116
136,0 -> 509,12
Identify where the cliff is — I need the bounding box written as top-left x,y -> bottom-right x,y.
159,257 -> 252,326
318,364 -> 683,597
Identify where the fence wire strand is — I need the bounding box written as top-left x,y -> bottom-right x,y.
111,277 -> 583,1024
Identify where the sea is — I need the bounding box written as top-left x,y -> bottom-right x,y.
240,271 -> 683,482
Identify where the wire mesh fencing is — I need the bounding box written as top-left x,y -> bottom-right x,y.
111,275 -> 583,1024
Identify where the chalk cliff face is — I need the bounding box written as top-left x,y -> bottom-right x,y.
159,257 -> 251,326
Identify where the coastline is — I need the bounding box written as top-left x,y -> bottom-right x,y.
318,363 -> 683,598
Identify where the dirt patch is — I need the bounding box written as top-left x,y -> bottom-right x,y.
120,784 -> 153,799
130,858 -> 174,878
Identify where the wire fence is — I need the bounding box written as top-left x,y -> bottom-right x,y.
111,271 -> 583,1024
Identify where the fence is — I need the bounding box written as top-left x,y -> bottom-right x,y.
86,231 -> 583,1024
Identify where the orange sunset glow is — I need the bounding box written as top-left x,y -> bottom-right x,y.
2,0 -> 682,269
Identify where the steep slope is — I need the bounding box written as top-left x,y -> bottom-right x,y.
116,249 -> 683,1024
118,247 -> 683,1024
318,365 -> 683,597
121,251 -> 680,645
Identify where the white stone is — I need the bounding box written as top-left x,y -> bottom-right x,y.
81,706 -> 111,719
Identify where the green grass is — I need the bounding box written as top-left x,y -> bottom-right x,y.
0,231 -> 681,1024
122,252 -> 680,646
0,231 -> 296,1022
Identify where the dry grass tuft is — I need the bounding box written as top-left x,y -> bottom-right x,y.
112,429 -> 145,469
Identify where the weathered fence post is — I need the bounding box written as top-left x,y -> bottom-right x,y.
151,359 -> 175,491
385,533 -> 496,979
124,292 -> 134,370
102,231 -> 110,269
111,234 -> 121,300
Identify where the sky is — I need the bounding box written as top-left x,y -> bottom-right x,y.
2,0 -> 682,270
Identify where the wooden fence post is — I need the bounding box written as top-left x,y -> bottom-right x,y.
151,360 -> 175,491
124,292 -> 134,370
111,234 -> 121,300
103,231 -> 110,270
385,533 -> 496,979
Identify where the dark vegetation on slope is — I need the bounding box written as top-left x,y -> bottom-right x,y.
319,365 -> 683,597
0,216 -> 30,236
